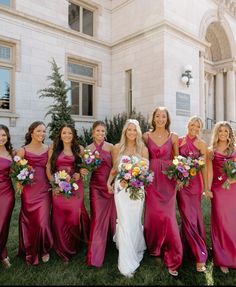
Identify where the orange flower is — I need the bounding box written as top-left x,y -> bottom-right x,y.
189,168 -> 197,176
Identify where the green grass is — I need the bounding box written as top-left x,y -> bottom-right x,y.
1,191 -> 236,286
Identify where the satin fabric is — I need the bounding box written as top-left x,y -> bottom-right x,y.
52,152 -> 90,262
144,135 -> 183,270
210,151 -> 236,268
114,155 -> 146,277
0,157 -> 15,261
87,141 -> 116,267
18,150 -> 53,265
177,135 -> 207,263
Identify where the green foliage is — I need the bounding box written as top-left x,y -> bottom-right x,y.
78,127 -> 93,147
105,110 -> 151,144
38,58 -> 75,141
78,110 -> 151,147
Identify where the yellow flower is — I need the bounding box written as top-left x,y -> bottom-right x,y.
19,159 -> 28,166
58,170 -> 68,180
198,159 -> 205,166
125,163 -> 133,170
190,168 -> 197,176
173,159 -> 179,165
139,160 -> 146,166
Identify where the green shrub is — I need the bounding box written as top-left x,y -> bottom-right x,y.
79,110 -> 151,146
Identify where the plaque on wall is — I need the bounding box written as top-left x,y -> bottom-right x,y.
176,92 -> 190,116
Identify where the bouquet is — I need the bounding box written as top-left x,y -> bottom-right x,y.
10,155 -> 34,194
79,149 -> 102,182
116,155 -> 154,200
221,158 -> 236,189
51,170 -> 79,197
163,155 -> 205,191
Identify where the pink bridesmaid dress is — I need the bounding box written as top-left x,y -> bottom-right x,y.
87,141 -> 116,267
0,157 -> 15,261
210,151 -> 236,268
18,149 -> 53,265
144,134 -> 183,271
52,152 -> 90,262
177,135 -> 208,264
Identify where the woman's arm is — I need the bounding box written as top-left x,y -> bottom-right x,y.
46,147 -> 54,182
205,147 -> 213,198
16,147 -> 25,158
107,144 -> 119,193
172,133 -> 179,156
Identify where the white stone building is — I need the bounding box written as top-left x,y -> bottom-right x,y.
0,0 -> 236,146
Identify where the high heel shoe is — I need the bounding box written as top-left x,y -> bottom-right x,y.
168,269 -> 178,276
1,257 -> 11,268
196,263 -> 206,272
220,266 -> 229,274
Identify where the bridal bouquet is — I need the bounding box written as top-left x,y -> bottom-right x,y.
10,155 -> 34,194
79,149 -> 102,183
51,170 -> 79,197
221,158 -> 236,189
163,155 -> 205,191
116,155 -> 154,200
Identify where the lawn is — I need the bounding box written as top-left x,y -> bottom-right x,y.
0,189 -> 235,286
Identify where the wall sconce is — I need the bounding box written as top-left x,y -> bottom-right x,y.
181,65 -> 194,87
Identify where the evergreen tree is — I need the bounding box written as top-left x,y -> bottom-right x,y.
38,58 -> 75,140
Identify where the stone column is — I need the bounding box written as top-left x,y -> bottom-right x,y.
199,51 -> 205,121
226,70 -> 235,122
215,72 -> 224,122
208,74 -> 214,120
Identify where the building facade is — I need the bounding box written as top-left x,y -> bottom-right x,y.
0,0 -> 236,146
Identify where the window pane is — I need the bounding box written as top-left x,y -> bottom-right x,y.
70,81 -> 80,115
82,83 -> 93,116
68,63 -> 93,78
0,46 -> 11,61
0,0 -> 11,7
83,8 -> 93,36
68,3 -> 80,31
0,67 -> 10,110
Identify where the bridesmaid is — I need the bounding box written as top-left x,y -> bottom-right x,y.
177,116 -> 208,272
143,106 -> 183,276
86,121 -> 116,267
46,124 -> 90,263
207,121 -> 236,274
0,125 -> 15,268
17,121 -> 53,266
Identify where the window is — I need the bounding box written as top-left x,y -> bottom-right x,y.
0,43 -> 14,111
0,0 -> 11,7
126,69 -> 133,115
68,59 -> 97,117
68,2 -> 94,36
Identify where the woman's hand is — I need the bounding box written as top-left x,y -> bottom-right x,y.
72,172 -> 81,181
52,187 -> 61,196
80,168 -> 89,176
203,190 -> 213,199
107,182 -> 114,194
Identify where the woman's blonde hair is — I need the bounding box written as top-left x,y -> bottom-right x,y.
187,116 -> 203,135
118,119 -> 145,157
210,121 -> 235,156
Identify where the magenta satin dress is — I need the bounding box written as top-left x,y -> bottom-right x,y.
144,134 -> 183,270
177,135 -> 207,263
87,141 -> 116,267
210,150 -> 236,268
18,150 -> 53,265
0,157 -> 15,261
52,152 -> 90,262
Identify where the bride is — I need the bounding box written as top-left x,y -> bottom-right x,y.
107,119 -> 149,278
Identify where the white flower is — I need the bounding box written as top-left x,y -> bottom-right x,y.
218,176 -> 223,181
13,155 -> 21,162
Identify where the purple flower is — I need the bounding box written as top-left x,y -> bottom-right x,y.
59,181 -> 72,192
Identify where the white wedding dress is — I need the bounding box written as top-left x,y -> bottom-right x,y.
113,155 -> 146,278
